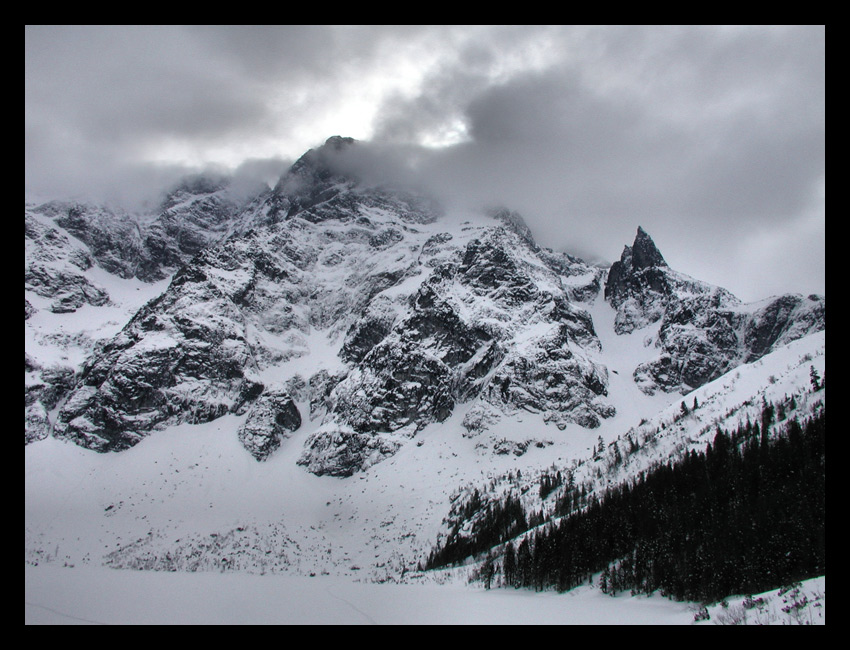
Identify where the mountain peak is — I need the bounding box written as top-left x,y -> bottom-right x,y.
283,136 -> 355,181
604,226 -> 675,325
323,135 -> 356,151
631,226 -> 667,269
267,137 -> 359,221
489,207 -> 537,249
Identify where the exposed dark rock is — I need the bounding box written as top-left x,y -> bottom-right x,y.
43,148 -> 440,456
604,228 -> 681,333
605,228 -> 825,395
25,213 -> 111,312
51,245 -> 267,451
340,295 -> 399,364
25,399 -> 50,445
53,203 -> 142,279
744,294 -> 825,360
307,370 -> 343,419
237,389 -> 302,461
491,208 -> 537,249
300,226 -> 613,475
31,179 -> 247,285
27,138 -> 825,480
298,426 -> 408,478
538,248 -> 605,303
420,232 -> 454,262
25,364 -> 77,445
631,225 -> 667,269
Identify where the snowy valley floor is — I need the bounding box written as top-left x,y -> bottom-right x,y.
25,564 -> 823,625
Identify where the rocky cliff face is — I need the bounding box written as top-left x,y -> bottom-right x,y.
26,137 -> 825,477
605,227 -> 825,395
29,176 -> 246,287
25,210 -> 111,314
237,387 -> 302,461
46,138 -> 442,458
298,221 -> 613,476
24,176 -> 253,447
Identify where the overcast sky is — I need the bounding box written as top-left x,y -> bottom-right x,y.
25,25 -> 824,303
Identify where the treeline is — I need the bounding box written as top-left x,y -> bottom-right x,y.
425,491 -> 542,569
501,406 -> 825,602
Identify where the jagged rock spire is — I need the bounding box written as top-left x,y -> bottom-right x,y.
605,226 -> 668,307
614,227 -> 667,272
631,226 -> 667,269
275,136 -> 356,191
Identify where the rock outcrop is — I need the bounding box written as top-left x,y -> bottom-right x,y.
26,141 -> 825,474
298,225 -> 613,476
606,227 -> 825,395
237,388 -> 302,461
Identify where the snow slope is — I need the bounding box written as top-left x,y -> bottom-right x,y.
19,563 -> 697,625
25,292 -> 825,623
24,139 -> 825,624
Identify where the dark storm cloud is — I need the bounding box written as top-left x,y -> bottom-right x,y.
26,26 -> 271,204
364,26 -> 825,301
184,25 -> 341,77
25,26 -> 269,143
25,25 -> 824,301
25,25 -> 443,202
183,25 -> 437,79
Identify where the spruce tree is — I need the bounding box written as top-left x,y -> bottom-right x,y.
482,550 -> 495,590
503,541 -> 516,588
595,435 -> 605,457
810,366 -> 821,391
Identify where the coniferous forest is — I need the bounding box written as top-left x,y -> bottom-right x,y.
428,403 -> 825,604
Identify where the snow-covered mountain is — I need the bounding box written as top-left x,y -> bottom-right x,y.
25,136 -> 825,621
605,226 -> 824,395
